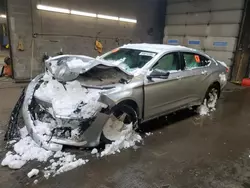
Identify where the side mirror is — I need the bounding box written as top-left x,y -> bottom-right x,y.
147,69 -> 170,80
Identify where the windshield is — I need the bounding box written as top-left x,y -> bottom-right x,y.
102,48 -> 157,71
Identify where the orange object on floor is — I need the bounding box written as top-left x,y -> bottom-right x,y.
241,78 -> 250,86
3,64 -> 12,77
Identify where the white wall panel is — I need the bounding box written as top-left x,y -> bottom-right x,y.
167,0 -> 244,14
208,24 -> 240,37
210,10 -> 242,24
186,25 -> 207,36
165,0 -> 243,66
163,36 -> 184,45
164,25 -> 185,36
184,36 -> 204,50
165,24 -> 240,37
186,12 -> 210,24
204,37 -> 237,52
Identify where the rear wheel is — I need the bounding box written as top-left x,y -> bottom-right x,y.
204,84 -> 220,109
101,104 -> 138,144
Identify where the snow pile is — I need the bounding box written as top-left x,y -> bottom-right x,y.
198,100 -> 210,116
27,169 -> 39,178
100,123 -> 142,157
198,91 -> 218,116
34,75 -> 105,119
44,151 -> 88,178
1,136 -> 53,169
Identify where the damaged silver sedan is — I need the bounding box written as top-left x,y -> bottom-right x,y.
6,44 -> 228,151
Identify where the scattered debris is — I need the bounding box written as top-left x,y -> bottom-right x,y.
43,151 -> 88,178
27,169 -> 39,178
145,132 -> 153,136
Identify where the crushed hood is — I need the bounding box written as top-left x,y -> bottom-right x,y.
45,55 -> 133,82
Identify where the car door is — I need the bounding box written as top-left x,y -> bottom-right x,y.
179,52 -> 212,104
144,52 -> 187,120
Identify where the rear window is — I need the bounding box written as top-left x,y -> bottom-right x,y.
183,53 -> 211,69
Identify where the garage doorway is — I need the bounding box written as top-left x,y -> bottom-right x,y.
231,0 -> 250,82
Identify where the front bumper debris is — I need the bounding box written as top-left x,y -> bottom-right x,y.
22,74 -> 111,151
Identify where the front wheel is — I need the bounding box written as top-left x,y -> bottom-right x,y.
101,104 -> 138,144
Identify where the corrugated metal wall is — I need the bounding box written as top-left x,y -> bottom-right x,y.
163,0 -> 245,67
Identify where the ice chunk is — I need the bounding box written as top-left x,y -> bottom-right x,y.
27,169 -> 39,178
219,73 -> 227,83
56,158 -> 86,175
7,140 -> 17,145
1,136 -> 53,169
198,103 -> 209,116
44,152 -> 88,177
91,148 -> 98,154
101,123 -> 142,157
35,75 -> 104,120
1,151 -> 26,169
20,127 -> 28,138
145,132 -> 153,136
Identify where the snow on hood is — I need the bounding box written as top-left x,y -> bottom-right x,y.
35,74 -> 107,119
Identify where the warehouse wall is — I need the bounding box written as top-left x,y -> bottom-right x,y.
163,0 -> 245,67
8,0 -> 166,80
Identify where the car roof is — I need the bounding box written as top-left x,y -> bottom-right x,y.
121,43 -> 201,54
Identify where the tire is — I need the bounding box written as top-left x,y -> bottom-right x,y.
101,104 -> 138,144
203,84 -> 220,109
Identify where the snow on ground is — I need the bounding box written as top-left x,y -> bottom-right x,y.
91,148 -> 98,154
100,123 -> 142,157
27,169 -> 39,178
1,136 -> 53,169
145,132 -> 153,137
198,102 -> 210,116
43,151 -> 88,178
197,91 -> 218,116
1,122 -> 142,178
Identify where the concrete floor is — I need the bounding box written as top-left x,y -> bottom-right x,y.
1,83 -> 250,188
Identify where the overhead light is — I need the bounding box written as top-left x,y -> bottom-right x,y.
71,10 -> 96,18
36,4 -> 137,24
97,14 -> 118,21
119,17 -> 137,23
37,4 -> 70,14
0,14 -> 6,18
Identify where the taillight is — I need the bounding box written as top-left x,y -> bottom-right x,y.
226,67 -> 229,73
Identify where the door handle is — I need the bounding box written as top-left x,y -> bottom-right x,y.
201,70 -> 208,75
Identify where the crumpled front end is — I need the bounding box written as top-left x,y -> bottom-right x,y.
22,74 -> 113,151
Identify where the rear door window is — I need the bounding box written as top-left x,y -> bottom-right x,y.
152,52 -> 181,72
183,53 -> 211,69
